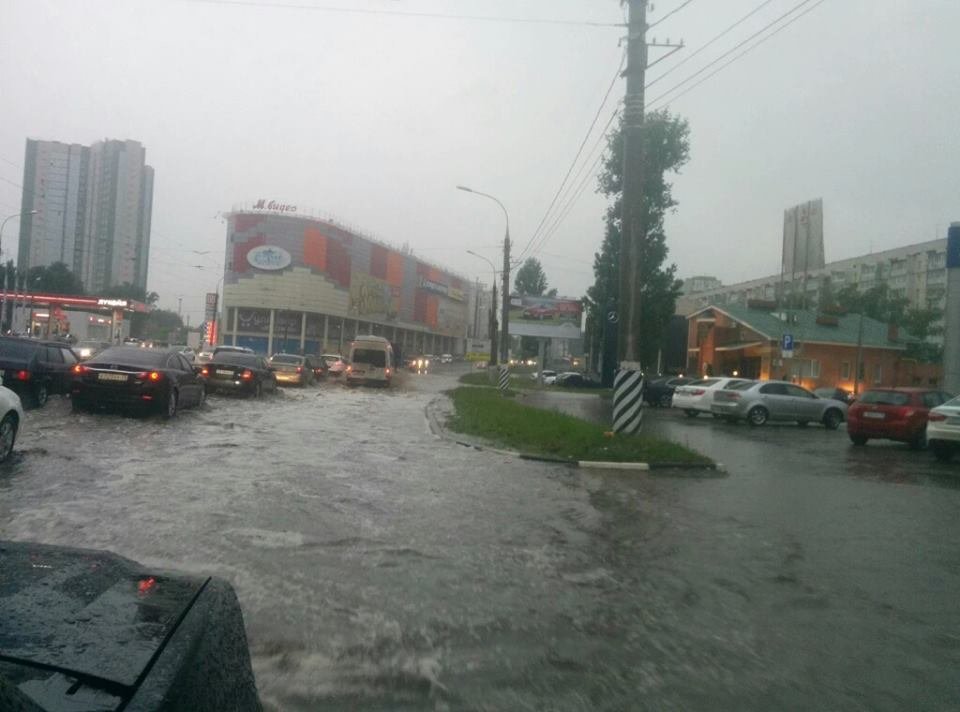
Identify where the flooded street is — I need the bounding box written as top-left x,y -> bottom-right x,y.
3,370 -> 960,710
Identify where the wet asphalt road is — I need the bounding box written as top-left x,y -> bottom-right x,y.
2,370 -> 960,711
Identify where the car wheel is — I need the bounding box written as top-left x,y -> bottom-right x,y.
684,410 -> 699,418
747,406 -> 768,427
849,435 -> 868,446
658,394 -> 672,408
822,409 -> 842,430
0,413 -> 18,463
908,430 -> 927,451
164,389 -> 178,419
797,421 -> 809,427
34,382 -> 49,408
931,441 -> 953,462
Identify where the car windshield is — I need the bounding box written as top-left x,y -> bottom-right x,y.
858,390 -> 910,406
90,347 -> 165,367
270,355 -> 303,364
213,353 -> 258,366
352,349 -> 386,367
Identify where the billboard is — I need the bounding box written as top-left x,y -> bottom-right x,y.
782,198 -> 825,280
507,295 -> 583,339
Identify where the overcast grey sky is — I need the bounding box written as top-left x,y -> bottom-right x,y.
2,0 -> 958,323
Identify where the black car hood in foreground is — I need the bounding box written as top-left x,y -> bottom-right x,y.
0,541 -> 261,712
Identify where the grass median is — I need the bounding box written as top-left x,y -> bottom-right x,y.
446,386 -> 711,465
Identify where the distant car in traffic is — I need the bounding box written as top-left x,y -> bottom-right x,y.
643,376 -> 695,408
74,340 -> 111,361
440,353 -> 454,364
926,395 -> 960,461
321,353 -> 347,376
848,388 -> 953,449
712,379 -> 847,428
555,372 -> 601,388
672,377 -> 753,417
814,386 -> 855,404
268,353 -> 315,387
408,355 -> 430,373
0,385 -> 24,462
71,345 -> 206,417
202,351 -> 277,397
0,336 -> 78,407
214,345 -> 254,357
531,369 -> 557,383
347,336 -> 394,387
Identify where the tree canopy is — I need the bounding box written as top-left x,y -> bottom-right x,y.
514,258 -> 549,296
584,109 -> 690,372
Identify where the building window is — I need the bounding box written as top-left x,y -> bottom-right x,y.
873,364 -> 882,384
840,361 -> 850,380
810,359 -> 820,378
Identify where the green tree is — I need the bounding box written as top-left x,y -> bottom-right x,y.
27,262 -> 85,295
103,282 -> 159,306
584,109 -> 689,370
141,309 -> 184,342
514,258 -> 549,296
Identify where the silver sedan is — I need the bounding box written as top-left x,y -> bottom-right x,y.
711,380 -> 848,429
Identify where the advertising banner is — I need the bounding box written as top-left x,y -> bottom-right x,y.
507,295 -> 583,339
205,292 -> 218,322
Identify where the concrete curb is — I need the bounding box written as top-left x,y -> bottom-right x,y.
425,396 -> 723,474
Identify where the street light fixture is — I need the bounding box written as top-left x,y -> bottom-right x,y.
466,249 -> 499,366
0,210 -> 38,333
457,186 -> 511,363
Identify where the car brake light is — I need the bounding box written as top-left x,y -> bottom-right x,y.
386,368 -> 391,376
346,365 -> 352,373
72,364 -> 87,374
200,367 -> 209,376
928,412 -> 947,421
138,576 -> 157,596
296,366 -> 302,373
148,371 -> 162,381
691,389 -> 705,396
241,369 -> 253,380
16,370 -> 30,381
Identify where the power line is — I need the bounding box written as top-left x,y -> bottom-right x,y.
175,0 -> 625,28
646,0 -> 818,106
648,0 -> 827,110
517,51 -> 626,263
648,0 -> 694,30
646,0 -> 779,89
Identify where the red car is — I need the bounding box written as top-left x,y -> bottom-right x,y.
521,305 -> 557,320
847,388 -> 954,449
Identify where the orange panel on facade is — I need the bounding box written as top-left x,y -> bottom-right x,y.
303,227 -> 327,271
386,253 -> 404,286
426,296 -> 439,327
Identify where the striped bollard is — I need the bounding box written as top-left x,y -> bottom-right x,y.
613,367 -> 644,434
498,365 -> 510,394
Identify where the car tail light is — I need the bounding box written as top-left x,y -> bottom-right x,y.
386,368 -> 391,376
241,369 -> 253,380
16,370 -> 30,381
346,365 -> 352,373
200,367 -> 209,377
296,366 -> 303,373
928,412 -> 947,422
148,371 -> 162,381
72,364 -> 87,375
691,389 -> 705,396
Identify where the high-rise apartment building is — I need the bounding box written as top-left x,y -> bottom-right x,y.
17,138 -> 154,293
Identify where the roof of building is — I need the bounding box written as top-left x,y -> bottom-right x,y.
689,302 -> 916,350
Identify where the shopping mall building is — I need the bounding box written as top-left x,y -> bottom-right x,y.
220,207 -> 472,357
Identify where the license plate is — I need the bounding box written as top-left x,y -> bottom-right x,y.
863,412 -> 885,419
97,372 -> 128,382
216,369 -> 234,376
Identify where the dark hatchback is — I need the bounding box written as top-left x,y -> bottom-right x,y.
201,351 -> 277,397
0,336 -> 78,407
71,346 -> 205,417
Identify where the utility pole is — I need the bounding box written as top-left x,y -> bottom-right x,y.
501,231 -> 511,363
490,281 -> 498,366
612,0 -> 649,435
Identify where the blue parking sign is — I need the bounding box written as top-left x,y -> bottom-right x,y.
782,334 -> 794,351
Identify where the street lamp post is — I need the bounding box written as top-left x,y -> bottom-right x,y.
0,211 -> 38,332
457,186 -> 511,363
466,250 -> 498,367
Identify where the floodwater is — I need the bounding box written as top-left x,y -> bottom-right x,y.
2,368 -> 959,710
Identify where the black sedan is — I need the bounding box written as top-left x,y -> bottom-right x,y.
642,375 -> 695,407
201,351 -> 277,397
71,346 -> 205,417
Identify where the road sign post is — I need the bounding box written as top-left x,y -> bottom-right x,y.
781,333 -> 794,359
498,364 -> 510,394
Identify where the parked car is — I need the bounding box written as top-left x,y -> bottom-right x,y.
268,353 -> 315,387
0,385 -> 24,462
322,353 -> 347,376
531,369 -> 557,383
0,336 -> 78,407
926,395 -> 960,461
71,346 -> 206,417
712,379 -> 848,428
673,377 -> 754,417
814,386 -> 856,404
74,340 -> 111,361
555,372 -> 601,388
847,388 -> 952,449
440,353 -> 454,364
201,351 -> 277,397
347,336 -> 394,387
643,376 -> 695,408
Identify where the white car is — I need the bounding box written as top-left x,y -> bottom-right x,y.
440,354 -> 454,364
926,395 -> 960,462
532,369 -> 557,384
0,385 -> 24,462
672,377 -> 753,417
